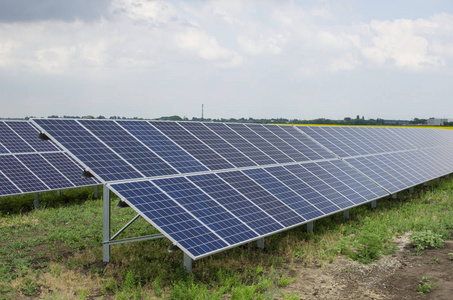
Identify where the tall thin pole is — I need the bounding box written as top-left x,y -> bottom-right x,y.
202,104 -> 204,120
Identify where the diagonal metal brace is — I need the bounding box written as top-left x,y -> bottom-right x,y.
111,214 -> 141,241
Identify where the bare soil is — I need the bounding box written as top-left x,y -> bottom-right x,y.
279,234 -> 453,299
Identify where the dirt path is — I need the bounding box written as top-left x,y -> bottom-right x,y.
279,235 -> 453,299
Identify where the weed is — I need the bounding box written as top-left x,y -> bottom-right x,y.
410,230 -> 445,250
278,275 -> 296,287
427,258 -> 440,264
417,276 -> 437,294
449,253 -> 453,260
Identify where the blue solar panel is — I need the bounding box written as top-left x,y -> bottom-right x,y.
374,154 -> 419,186
6,121 -> 60,152
328,127 -> 376,155
0,155 -> 48,193
33,119 -> 142,181
41,152 -> 96,187
306,161 -> 373,205
243,168 -> 322,220
0,143 -> 9,154
16,154 -> 74,190
297,127 -> 351,157
366,127 -> 413,152
79,120 -> 177,178
278,126 -> 335,160
203,123 -> 276,166
217,171 -> 304,227
187,173 -> 283,235
0,122 -> 35,153
264,166 -> 339,214
109,180 -> 229,258
326,160 -> 388,199
118,121 -> 208,174
0,171 -> 21,195
245,124 -> 308,162
149,122 -> 234,170
345,156 -> 403,193
178,122 -> 257,168
285,164 -> 354,209
225,124 -> 294,163
152,177 -> 258,245
264,125 -> 312,161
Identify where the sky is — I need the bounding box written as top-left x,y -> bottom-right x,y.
1,0 -> 453,120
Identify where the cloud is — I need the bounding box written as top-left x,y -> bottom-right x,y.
361,16 -> 451,70
0,0 -> 112,22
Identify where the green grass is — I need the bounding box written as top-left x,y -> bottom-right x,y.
0,177 -> 453,298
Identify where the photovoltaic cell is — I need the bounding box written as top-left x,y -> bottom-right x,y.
243,168 -> 322,220
178,122 -> 257,168
285,164 -> 354,209
109,180 -> 229,258
0,155 -> 48,193
16,154 -> 74,190
217,171 -> 304,227
278,126 -> 335,160
0,143 -> 9,153
345,156 -> 403,193
149,122 -> 234,170
40,152 -> 96,187
152,177 -> 258,245
264,166 -> 338,214
6,121 -> 59,152
79,120 -> 177,178
0,122 -> 35,153
297,127 -> 352,157
33,119 -> 142,181
203,123 -> 276,166
187,173 -> 283,235
0,172 -> 21,195
226,123 -> 294,163
118,121 -> 208,174
244,124 -> 308,162
264,125 -> 311,161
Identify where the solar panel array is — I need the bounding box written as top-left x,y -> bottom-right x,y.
30,119 -> 453,259
297,126 -> 453,194
0,120 -> 98,197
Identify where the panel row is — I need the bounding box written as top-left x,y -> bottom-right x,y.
109,160 -> 388,259
0,152 -> 98,196
0,121 -> 98,197
32,119 -> 337,182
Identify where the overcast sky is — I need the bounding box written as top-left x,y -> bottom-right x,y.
1,0 -> 452,120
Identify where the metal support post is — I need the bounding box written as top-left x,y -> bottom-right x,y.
103,185 -> 111,262
447,174 -> 450,179
57,190 -> 61,197
392,193 -> 397,199
184,253 -> 192,273
34,192 -> 39,209
424,182 -> 428,187
437,178 -> 440,182
343,209 -> 349,219
257,238 -> 264,248
409,187 -> 414,194
307,221 -> 313,233
94,185 -> 99,199
371,200 -> 377,209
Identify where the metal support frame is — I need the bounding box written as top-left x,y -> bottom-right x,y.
102,185 -> 166,262
257,238 -> 264,248
307,221 -> 314,233
447,174 -> 450,179
371,200 -> 377,209
57,190 -> 61,197
343,209 -> 349,219
392,193 -> 397,199
34,192 -> 39,209
94,185 -> 99,199
184,253 -> 192,272
103,185 -> 111,262
437,177 -> 440,182
409,187 -> 414,194
424,182 -> 428,187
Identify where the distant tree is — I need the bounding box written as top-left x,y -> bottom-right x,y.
162,115 -> 183,121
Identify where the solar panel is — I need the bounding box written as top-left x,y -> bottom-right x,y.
178,122 -> 257,168
30,118 -> 453,261
0,120 -> 98,197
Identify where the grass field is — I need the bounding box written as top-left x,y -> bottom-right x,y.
1,176 -> 452,299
